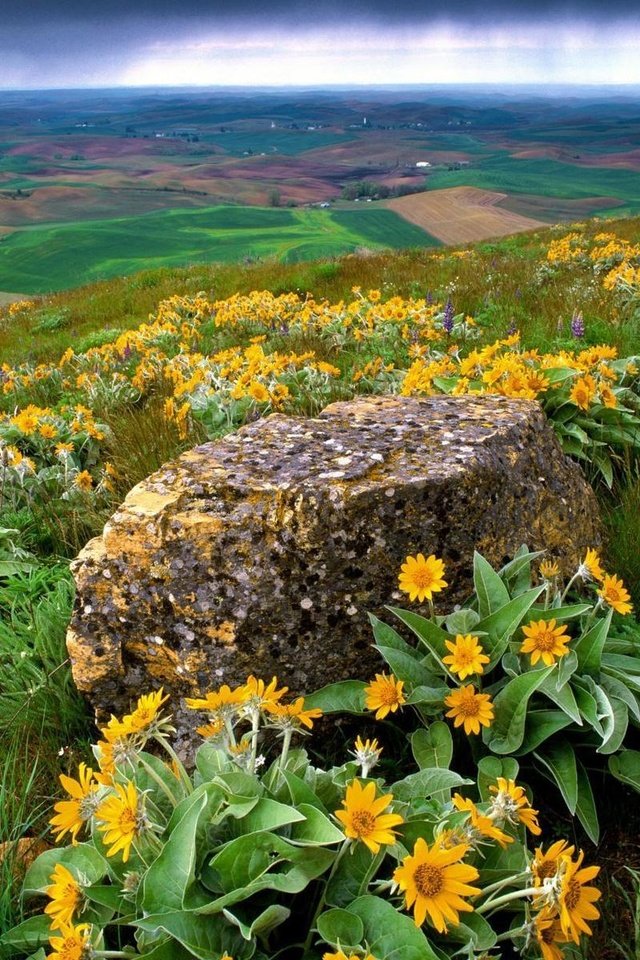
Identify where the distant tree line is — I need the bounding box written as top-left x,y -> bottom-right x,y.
340,180 -> 424,201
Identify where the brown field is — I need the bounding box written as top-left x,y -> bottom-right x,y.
387,186 -> 544,244
497,193 -> 626,223
511,145 -> 640,171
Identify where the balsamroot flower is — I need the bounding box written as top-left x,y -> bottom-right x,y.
96,781 -> 145,863
44,863 -> 84,930
520,618 -> 571,666
488,777 -> 541,835
50,763 -> 100,845
393,838 -> 480,932
444,685 -> 494,735
398,553 -> 447,603
558,850 -> 601,943
598,574 -> 633,615
443,634 -> 490,679
364,673 -> 406,720
334,779 -> 404,853
47,922 -> 92,960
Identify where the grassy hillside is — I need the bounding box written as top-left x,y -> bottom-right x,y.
0,204 -> 437,294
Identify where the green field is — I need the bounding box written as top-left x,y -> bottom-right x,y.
0,205 -> 438,293
427,153 -> 640,214
204,129 -> 354,156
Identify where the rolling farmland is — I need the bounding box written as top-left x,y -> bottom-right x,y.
0,205 -> 437,294
387,186 -> 544,244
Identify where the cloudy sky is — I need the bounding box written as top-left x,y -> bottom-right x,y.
2,0 -> 640,88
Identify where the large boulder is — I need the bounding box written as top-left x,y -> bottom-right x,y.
67,395 -> 601,747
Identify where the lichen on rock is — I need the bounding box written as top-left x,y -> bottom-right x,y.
67,395 -> 601,751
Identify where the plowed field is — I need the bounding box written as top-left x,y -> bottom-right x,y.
387,186 -> 544,244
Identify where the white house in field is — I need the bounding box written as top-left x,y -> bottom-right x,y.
415,161 -> 431,168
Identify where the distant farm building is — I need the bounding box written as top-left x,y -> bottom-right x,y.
415,161 -> 431,168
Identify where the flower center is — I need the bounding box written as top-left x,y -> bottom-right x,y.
536,859 -> 558,882
413,863 -> 444,898
458,691 -> 480,717
412,568 -> 436,589
457,650 -> 474,665
606,586 -> 621,602
565,879 -> 581,911
119,809 -> 137,834
59,935 -> 85,960
533,629 -> 557,651
539,925 -> 555,945
350,810 -> 377,837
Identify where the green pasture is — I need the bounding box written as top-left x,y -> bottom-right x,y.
427,153 -> 640,214
0,204 -> 437,294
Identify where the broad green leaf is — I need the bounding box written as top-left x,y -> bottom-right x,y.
498,547 -> 544,595
477,756 -> 520,801
282,769 -> 328,812
233,798 -> 306,835
348,896 -> 441,960
602,653 -> 640,675
223,904 -> 291,940
447,911 -> 498,951
142,791 -> 207,914
530,604 -> 592,623
597,697 -> 628,755
443,608 -> 481,634
317,908 -> 364,952
575,757 -> 600,844
375,645 -> 437,686
473,550 -> 510,618
195,742 -> 233,780
133,911 -> 249,960
406,684 -> 449,708
411,723 -> 453,771
474,585 -> 546,667
22,842 -> 108,898
539,674 -> 582,725
325,843 -> 384,909
534,741 -> 578,814
484,666 -> 553,754
387,606 -> 452,673
574,608 -> 613,675
392,768 -> 470,801
556,650 -> 579,690
304,680 -> 366,714
609,750 -> 640,792
368,613 -> 412,651
515,710 -> 573,755
571,680 -> 604,736
289,804 -> 345,846
0,916 -> 50,951
600,672 -> 640,723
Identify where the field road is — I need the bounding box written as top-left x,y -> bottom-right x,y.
387,186 -> 545,245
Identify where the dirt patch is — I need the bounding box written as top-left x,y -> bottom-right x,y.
387,186 -> 544,244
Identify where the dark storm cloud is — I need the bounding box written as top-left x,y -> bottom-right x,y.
4,0 -> 640,25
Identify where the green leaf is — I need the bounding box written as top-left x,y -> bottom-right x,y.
282,769 -> 328,812
600,672 -> 640,723
443,608 -> 481,634
411,723 -> 453,770
609,750 -> 640,792
539,674 -> 583,725
571,680 -> 604,736
133,911 -> 249,960
484,666 -> 553,754
406,684 -> 449,708
289,804 -> 345,846
317,908 -> 364,952
348,896 -> 441,960
223,904 -> 291,941
474,585 -> 546,667
368,613 -> 411,651
531,604 -> 592,623
195,742 -> 233,780
575,757 -> 600,844
473,550 -> 510,618
325,843 -> 385,909
515,709 -> 573,755
392,768 -> 471,801
22,842 -> 108,898
142,791 -> 207,914
477,756 -> 520,801
233,798 -> 306,835
574,608 -> 613,675
304,680 -> 366,714
556,650 -> 579,690
498,547 -> 544,595
597,697 -> 628,755
387,606 -> 452,673
375,646 -> 436,686
0,916 -> 50,951
446,911 -> 497,951
534,741 -> 578,814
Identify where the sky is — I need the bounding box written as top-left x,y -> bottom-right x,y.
2,0 -> 640,89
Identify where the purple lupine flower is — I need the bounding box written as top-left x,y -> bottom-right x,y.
507,320 -> 518,336
571,309 -> 585,338
442,298 -> 455,334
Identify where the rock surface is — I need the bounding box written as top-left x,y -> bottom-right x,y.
67,395 -> 601,744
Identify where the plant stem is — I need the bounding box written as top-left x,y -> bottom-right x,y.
495,924 -> 528,943
476,885 -> 540,915
138,756 -> 179,807
302,840 -> 350,952
478,870 -> 530,900
279,727 -> 293,773
249,708 -> 261,775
